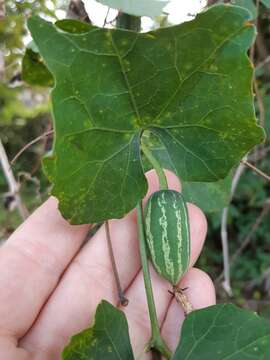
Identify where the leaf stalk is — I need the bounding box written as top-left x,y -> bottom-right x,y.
141,141 -> 168,190
105,221 -> 129,306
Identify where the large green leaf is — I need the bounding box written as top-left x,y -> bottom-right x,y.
62,300 -> 134,360
28,5 -> 264,223
95,0 -> 168,18
173,304 -> 270,359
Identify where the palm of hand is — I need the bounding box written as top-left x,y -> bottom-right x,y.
0,171 -> 215,360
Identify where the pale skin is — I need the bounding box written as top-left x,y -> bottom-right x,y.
0,170 -> 216,360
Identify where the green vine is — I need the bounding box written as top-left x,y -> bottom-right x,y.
136,201 -> 172,359
141,140 -> 168,190
116,13 -> 171,358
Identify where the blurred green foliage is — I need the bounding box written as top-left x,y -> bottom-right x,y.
197,1 -> 270,306
0,1 -> 59,236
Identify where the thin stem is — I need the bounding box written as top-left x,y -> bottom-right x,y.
0,0 -> 5,20
103,4 -> 129,307
0,138 -> 28,220
105,221 -> 129,306
230,198 -> 270,265
10,129 -> 54,166
217,198 -> 270,284
103,6 -> 110,27
116,12 -> 141,31
141,142 -> 168,190
241,159 -> 270,182
220,206 -> 233,296
217,161 -> 246,291
256,55 -> 270,71
136,202 -> 171,359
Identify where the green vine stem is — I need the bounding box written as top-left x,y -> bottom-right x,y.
141,141 -> 168,190
116,12 -> 170,359
116,12 -> 141,31
136,202 -> 172,359
105,221 -> 129,306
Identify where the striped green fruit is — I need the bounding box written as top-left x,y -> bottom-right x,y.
144,190 -> 190,285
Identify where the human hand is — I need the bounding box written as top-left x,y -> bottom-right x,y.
0,170 -> 215,360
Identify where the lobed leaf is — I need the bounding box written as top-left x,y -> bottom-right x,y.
62,300 -> 134,360
172,303 -> 270,359
28,5 -> 264,223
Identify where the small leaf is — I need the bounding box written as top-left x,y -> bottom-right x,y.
260,0 -> 270,8
22,45 -> 54,87
62,300 -> 134,360
146,135 -> 232,213
28,5 -> 264,223
94,0 -> 169,18
173,304 -> 270,359
182,175 -> 232,213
